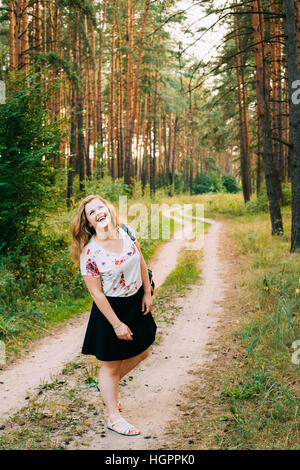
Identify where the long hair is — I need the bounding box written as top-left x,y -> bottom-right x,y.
70,195 -> 120,266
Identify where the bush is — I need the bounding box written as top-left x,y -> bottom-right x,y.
0,72 -> 61,252
245,191 -> 269,213
130,178 -> 144,199
174,171 -> 185,193
194,171 -> 223,194
80,174 -> 129,202
281,183 -> 291,207
222,174 -> 241,193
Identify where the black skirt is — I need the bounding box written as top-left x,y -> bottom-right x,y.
81,286 -> 157,361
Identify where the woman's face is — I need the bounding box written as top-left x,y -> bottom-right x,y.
84,198 -> 112,232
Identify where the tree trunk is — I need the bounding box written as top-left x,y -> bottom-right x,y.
124,0 -> 133,186
270,0 -> 284,185
234,10 -> 251,202
9,0 -> 16,71
97,0 -> 107,177
250,0 -> 283,235
150,69 -> 159,195
67,87 -> 77,208
284,0 -> 300,251
171,116 -> 178,193
43,0 -> 47,53
167,114 -> 173,186
109,17 -> 116,180
116,21 -> 124,178
21,1 -> 29,74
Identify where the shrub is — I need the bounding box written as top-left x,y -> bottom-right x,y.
245,191 -> 269,213
0,72 -> 61,252
222,174 -> 241,193
81,174 -> 128,202
281,183 -> 291,207
194,171 -> 223,194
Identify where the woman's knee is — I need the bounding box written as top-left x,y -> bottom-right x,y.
100,360 -> 122,377
141,348 -> 150,360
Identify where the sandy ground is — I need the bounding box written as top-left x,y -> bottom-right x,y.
0,214 -> 195,421
69,216 -> 226,450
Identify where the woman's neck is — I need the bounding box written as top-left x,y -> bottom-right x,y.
95,224 -> 118,242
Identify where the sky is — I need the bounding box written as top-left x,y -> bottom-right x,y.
166,0 -> 228,64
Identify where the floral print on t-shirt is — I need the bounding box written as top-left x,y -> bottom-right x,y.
80,225 -> 142,297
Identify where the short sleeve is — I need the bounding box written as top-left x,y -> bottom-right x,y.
123,223 -> 137,241
80,248 -> 101,277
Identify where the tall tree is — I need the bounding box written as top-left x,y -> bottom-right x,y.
250,0 -> 283,235
284,0 -> 300,251
234,8 -> 252,202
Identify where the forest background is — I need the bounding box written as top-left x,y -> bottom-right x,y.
0,0 -> 299,364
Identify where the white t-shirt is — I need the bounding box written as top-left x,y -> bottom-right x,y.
80,224 -> 142,297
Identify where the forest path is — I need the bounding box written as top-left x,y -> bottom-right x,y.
72,215 -> 226,450
0,212 -> 195,421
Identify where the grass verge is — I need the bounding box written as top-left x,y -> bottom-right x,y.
162,206 -> 299,450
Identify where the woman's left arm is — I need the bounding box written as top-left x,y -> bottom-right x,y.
135,240 -> 152,315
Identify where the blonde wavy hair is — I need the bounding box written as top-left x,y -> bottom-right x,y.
70,195 -> 120,266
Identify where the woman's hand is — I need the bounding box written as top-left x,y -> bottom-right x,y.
114,322 -> 133,341
141,292 -> 152,315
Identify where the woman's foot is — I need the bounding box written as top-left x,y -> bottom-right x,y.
107,414 -> 140,436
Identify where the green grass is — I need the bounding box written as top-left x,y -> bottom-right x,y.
2,295 -> 92,360
221,213 -> 299,449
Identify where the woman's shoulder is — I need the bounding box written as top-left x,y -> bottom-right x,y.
80,236 -> 98,258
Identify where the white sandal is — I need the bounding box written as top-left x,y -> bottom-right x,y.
107,416 -> 140,436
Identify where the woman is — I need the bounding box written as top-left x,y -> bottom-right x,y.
70,195 -> 157,437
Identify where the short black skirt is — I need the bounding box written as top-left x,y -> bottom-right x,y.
81,286 -> 157,361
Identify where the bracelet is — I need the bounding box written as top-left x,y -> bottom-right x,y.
113,323 -> 122,330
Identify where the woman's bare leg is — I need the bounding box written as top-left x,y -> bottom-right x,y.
98,360 -> 122,418
99,359 -> 140,435
119,348 -> 150,381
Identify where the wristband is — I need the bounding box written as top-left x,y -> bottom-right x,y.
113,323 -> 122,330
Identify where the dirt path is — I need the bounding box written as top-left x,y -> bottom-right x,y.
0,216 -> 194,421
69,216 -> 226,450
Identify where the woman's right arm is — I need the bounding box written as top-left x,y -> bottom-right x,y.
82,276 -> 133,341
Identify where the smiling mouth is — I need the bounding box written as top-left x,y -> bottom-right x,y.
97,215 -> 107,223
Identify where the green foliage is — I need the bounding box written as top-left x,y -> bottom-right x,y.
245,191 -> 269,213
281,183 -> 291,207
130,178 -> 144,199
174,171 -> 185,193
80,173 -> 129,202
0,72 -> 61,252
222,175 -> 241,194
222,371 -> 268,399
193,171 -> 223,194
